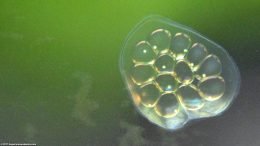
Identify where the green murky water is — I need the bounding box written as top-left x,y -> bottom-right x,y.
0,1 -> 260,146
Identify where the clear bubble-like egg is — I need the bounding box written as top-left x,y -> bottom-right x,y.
119,15 -> 240,130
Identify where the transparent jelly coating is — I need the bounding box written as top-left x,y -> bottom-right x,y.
119,16 -> 240,130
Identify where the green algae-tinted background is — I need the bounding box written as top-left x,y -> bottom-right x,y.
0,1 -> 259,146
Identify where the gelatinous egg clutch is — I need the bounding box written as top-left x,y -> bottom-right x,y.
119,16 -> 240,130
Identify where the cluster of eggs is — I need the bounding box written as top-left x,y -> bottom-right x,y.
130,29 -> 225,119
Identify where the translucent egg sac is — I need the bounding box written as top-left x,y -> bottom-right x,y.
119,15 -> 240,130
